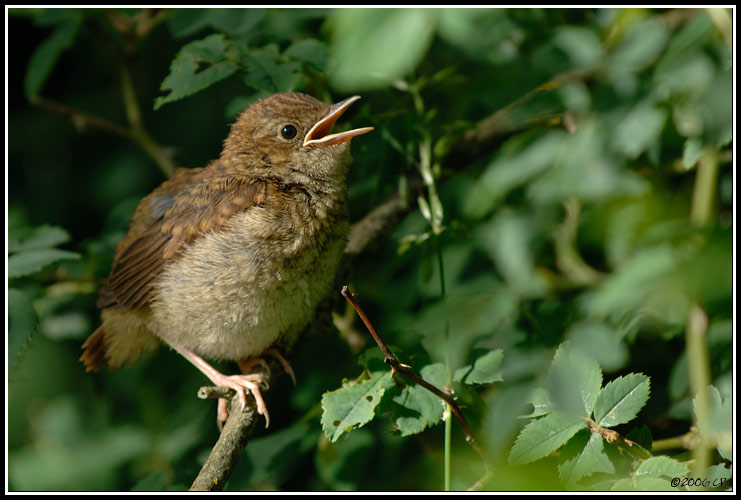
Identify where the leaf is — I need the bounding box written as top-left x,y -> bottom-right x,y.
553,26 -> 604,68
328,8 -> 436,91
284,38 -> 329,71
154,34 -> 239,109
508,411 -> 586,465
8,248 -> 80,279
464,131 -> 566,219
391,363 -> 447,436
241,44 -> 302,94
693,385 -> 732,461
558,431 -> 614,486
608,18 -> 670,74
453,349 -> 503,385
520,388 -> 556,419
593,373 -> 650,427
682,138 -> 704,168
612,99 -> 667,159
636,456 -> 689,478
8,289 -> 37,374
24,13 -> 81,98
321,368 -> 394,442
8,224 -> 71,253
706,464 -> 732,489
549,342 -> 602,418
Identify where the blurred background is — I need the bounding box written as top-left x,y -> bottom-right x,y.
7,8 -> 733,491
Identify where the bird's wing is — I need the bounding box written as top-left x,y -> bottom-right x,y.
98,166 -> 268,310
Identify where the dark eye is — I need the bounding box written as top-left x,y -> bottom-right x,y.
281,125 -> 298,140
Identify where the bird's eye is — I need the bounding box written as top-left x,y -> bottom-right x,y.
281,125 -> 298,140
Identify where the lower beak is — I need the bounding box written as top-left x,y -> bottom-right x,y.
303,95 -> 374,147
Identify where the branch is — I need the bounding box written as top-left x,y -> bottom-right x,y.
190,388 -> 259,491
340,286 -> 488,468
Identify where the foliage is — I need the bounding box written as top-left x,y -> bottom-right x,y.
7,7 -> 733,492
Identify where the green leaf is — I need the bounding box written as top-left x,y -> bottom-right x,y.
613,99 -> 667,159
693,385 -> 732,461
8,224 -> 71,253
636,456 -> 689,478
549,342 -> 602,418
453,349 -> 503,385
24,13 -> 81,98
391,363 -> 447,436
328,8 -> 436,91
683,137 -> 704,168
706,464 -> 732,489
321,368 -> 394,442
241,44 -> 302,94
608,18 -> 670,74
520,388 -> 556,419
558,432 -> 614,486
8,289 -> 37,374
284,38 -> 329,71
508,411 -> 586,465
553,26 -> 604,68
593,373 -> 650,427
565,322 -> 628,373
464,131 -> 566,218
154,34 -> 239,110
8,248 -> 80,279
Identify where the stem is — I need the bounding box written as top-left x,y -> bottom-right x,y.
685,145 -> 718,484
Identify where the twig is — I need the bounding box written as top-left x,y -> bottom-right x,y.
340,285 -> 488,467
189,389 -> 260,491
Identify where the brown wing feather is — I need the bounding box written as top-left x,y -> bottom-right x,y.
101,166 -> 268,311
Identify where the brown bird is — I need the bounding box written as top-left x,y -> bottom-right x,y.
80,92 -> 373,427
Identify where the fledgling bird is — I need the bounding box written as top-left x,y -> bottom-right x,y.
81,92 -> 373,427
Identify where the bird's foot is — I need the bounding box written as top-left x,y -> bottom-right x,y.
238,348 -> 296,386
212,372 -> 270,429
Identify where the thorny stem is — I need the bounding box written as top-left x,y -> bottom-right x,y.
340,286 -> 488,468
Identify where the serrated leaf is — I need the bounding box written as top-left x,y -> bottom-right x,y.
508,411 -> 586,465
558,432 -> 614,486
549,342 -> 602,418
8,225 -> 71,253
242,44 -> 302,94
8,289 -> 37,374
8,248 -> 80,279
520,387 -> 556,419
25,13 -> 81,98
321,369 -> 394,442
391,363 -> 447,436
453,349 -> 503,385
634,475 -> 674,491
154,34 -> 239,109
636,456 -> 689,478
593,373 -> 650,427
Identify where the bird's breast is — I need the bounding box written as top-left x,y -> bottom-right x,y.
148,202 -> 348,361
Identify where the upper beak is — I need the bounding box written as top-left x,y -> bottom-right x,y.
303,95 -> 374,147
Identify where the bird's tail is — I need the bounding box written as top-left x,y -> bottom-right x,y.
80,325 -> 108,372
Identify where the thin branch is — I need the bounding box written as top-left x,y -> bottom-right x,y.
31,96 -> 130,137
340,285 -> 488,468
189,390 -> 260,491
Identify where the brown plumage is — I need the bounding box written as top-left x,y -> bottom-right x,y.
80,92 -> 372,426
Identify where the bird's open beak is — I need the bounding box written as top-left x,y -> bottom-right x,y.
304,95 -> 373,147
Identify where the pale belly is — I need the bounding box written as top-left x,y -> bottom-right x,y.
149,211 -> 347,361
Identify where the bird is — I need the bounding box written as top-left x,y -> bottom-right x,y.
80,92 -> 373,428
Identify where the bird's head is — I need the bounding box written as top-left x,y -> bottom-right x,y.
222,92 -> 373,187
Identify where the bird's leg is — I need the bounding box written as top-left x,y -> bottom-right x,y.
172,344 -> 270,428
